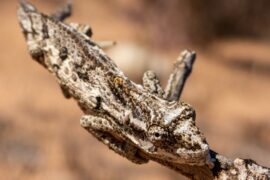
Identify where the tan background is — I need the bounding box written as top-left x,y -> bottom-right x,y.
0,0 -> 269,179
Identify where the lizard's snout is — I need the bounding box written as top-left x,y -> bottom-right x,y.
17,1 -> 37,35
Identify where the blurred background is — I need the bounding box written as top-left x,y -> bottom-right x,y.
0,0 -> 270,179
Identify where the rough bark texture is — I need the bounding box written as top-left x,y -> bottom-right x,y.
17,1 -> 270,179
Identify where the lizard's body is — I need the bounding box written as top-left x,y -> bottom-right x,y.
18,0 -> 211,171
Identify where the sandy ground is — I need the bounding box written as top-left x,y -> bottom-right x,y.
0,1 -> 269,179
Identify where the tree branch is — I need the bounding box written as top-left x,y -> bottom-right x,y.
164,50 -> 196,101
17,1 -> 270,179
51,0 -> 72,21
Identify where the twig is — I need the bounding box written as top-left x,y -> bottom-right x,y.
164,50 -> 196,102
51,0 -> 72,21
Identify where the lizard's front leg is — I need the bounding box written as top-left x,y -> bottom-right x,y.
80,115 -> 149,164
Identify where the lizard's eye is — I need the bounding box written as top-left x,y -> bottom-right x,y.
148,125 -> 168,144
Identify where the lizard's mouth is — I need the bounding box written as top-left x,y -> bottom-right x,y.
145,143 -> 210,165
174,144 -> 210,165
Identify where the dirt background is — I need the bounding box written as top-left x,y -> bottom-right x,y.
0,0 -> 270,179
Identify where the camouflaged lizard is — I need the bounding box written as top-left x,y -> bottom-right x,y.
18,2 -> 270,180
18,1 -> 270,180
17,0 -> 211,167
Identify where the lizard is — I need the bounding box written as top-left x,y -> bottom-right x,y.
17,0 -> 213,174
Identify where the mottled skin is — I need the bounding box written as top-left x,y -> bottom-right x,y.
18,2 -> 270,180
17,1 -> 211,168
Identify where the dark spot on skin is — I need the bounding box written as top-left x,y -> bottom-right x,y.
85,27 -> 93,37
59,47 -> 68,60
60,85 -> 71,98
111,88 -> 126,106
124,118 -> 130,125
30,48 -> 43,59
21,28 -> 28,39
210,150 -> 224,177
243,159 -> 257,170
77,71 -> 89,81
66,29 -> 72,35
64,67 -> 69,74
176,135 -> 182,141
30,48 -> 47,67
191,143 -> 201,150
71,73 -> 77,81
74,37 -> 80,43
100,54 -> 108,62
52,64 -> 59,71
27,16 -> 38,37
243,159 -> 257,165
42,23 -> 49,39
202,138 -> 207,144
95,96 -> 102,110
84,39 -> 96,47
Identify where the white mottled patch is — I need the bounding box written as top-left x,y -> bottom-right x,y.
129,116 -> 147,131
138,139 -> 154,151
44,44 -> 60,65
173,120 -> 189,134
164,107 -> 184,125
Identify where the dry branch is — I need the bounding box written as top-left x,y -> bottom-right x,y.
17,1 -> 270,179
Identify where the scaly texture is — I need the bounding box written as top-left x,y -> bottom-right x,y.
17,1 -> 270,179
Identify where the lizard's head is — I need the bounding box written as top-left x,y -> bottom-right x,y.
142,102 -> 210,165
